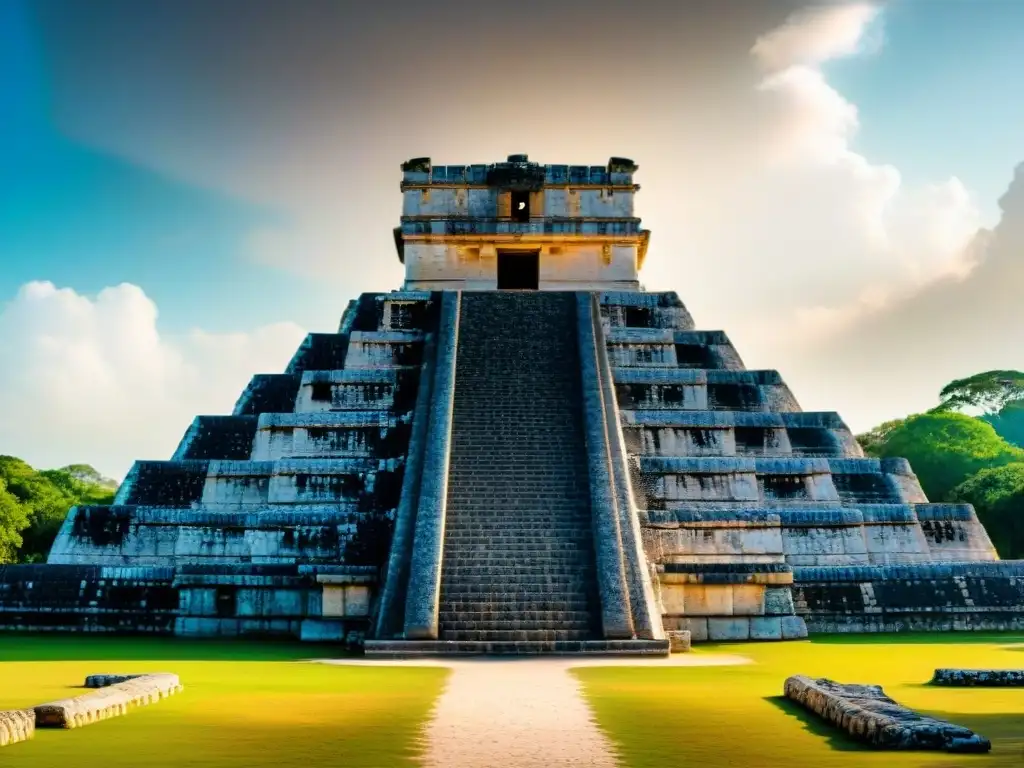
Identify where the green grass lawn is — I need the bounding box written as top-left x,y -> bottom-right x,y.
575,633 -> 1024,768
0,635 -> 447,768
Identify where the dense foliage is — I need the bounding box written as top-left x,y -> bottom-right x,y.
949,463 -> 1024,560
0,456 -> 117,564
858,369 -> 1024,559
863,412 -> 1023,500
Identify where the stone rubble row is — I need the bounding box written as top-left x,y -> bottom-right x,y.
784,675 -> 991,753
1,672 -> 182,746
931,668 -> 1024,687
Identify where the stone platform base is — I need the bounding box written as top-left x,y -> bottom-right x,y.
364,639 -> 670,658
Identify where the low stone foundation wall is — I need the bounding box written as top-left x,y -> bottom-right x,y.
793,562 -> 1024,633
35,673 -> 182,729
0,710 -> 34,747
0,565 -> 177,634
784,675 -> 990,752
931,669 -> 1024,687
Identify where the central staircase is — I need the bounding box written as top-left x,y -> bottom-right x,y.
368,292 -> 667,656
439,292 -> 602,651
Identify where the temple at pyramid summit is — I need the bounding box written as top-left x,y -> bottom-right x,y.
3,154 -> 1023,655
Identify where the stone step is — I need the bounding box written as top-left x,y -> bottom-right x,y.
439,629 -> 594,642
439,541 -> 591,553
441,599 -> 594,613
434,614 -> 593,626
440,620 -> 594,632
364,639 -> 671,658
440,577 -> 593,589
440,588 -> 595,601
441,565 -> 593,575
442,565 -> 592,575
445,526 -> 590,533
443,537 -> 592,547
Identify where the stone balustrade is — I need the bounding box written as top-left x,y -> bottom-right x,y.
784,675 -> 990,752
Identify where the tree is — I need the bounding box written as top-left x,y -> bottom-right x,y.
949,462 -> 1024,559
982,402 -> 1024,449
0,479 -> 30,563
864,412 -> 1023,501
933,370 -> 1024,415
0,456 -> 117,562
56,464 -> 119,490
856,418 -> 907,457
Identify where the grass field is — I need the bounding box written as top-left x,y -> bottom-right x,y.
0,635 -> 447,767
575,633 -> 1024,768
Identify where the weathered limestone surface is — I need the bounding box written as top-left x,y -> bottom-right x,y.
602,288 -> 1018,640
0,710 -> 34,748
35,673 -> 183,729
400,156 -> 647,292
784,675 -> 991,752
793,562 -> 1024,633
0,565 -> 176,633
931,669 -> 1024,687
666,630 -> 692,652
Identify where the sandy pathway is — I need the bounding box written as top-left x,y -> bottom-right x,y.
421,660 -> 616,768
312,653 -> 749,768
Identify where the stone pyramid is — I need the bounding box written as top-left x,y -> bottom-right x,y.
3,154 -> 1020,654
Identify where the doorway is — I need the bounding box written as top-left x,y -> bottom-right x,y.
497,250 -> 539,290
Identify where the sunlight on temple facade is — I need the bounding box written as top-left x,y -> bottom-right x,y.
2,154 -> 1022,656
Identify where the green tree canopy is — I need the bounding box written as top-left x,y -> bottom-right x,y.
0,478 -> 31,563
861,412 -> 1024,501
982,402 -> 1024,448
933,370 -> 1024,415
856,418 -> 907,457
949,462 -> 1024,559
0,456 -> 117,562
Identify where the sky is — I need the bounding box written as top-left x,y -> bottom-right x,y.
1,0 -> 1022,479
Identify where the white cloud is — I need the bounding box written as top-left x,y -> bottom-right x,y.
0,281 -> 306,479
682,2 -> 983,359
751,2 -> 882,71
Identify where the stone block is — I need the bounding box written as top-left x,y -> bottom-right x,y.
784,676 -> 990,752
763,586 -> 795,616
659,584 -> 686,615
781,616 -> 809,640
731,584 -> 765,616
750,616 -> 783,640
300,619 -> 346,642
667,630 -> 692,653
0,710 -> 34,748
683,584 -> 733,616
707,617 -> 750,641
678,617 -> 708,642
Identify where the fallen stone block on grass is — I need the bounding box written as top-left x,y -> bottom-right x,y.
0,710 -> 34,747
931,669 -> 1024,687
35,673 -> 183,729
784,675 -> 991,753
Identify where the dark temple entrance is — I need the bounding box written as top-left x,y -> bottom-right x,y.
497,250 -> 539,290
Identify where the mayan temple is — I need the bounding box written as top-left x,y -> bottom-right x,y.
2,154 -> 1022,655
